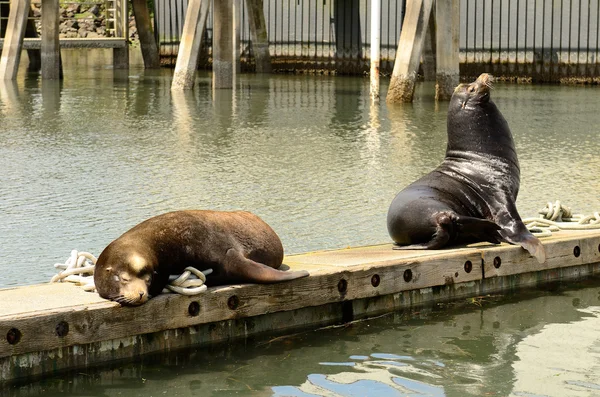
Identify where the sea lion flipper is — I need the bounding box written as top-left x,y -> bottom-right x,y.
502,232 -> 547,264
393,223 -> 451,250
224,248 -> 309,284
454,215 -> 503,244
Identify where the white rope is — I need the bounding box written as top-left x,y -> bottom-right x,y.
524,200 -> 600,237
50,250 -> 211,296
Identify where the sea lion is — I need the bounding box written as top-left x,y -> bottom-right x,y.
386,73 -> 546,263
94,210 -> 309,306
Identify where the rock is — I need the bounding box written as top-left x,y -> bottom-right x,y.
88,5 -> 100,16
78,28 -> 88,38
65,3 -> 80,14
87,32 -> 100,38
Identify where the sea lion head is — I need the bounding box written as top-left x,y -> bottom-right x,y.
450,73 -> 494,111
94,246 -> 156,306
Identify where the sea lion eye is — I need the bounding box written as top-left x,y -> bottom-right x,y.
468,85 -> 475,93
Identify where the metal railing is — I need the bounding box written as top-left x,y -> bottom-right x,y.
155,0 -> 600,81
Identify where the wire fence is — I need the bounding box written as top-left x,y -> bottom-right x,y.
154,0 -> 600,81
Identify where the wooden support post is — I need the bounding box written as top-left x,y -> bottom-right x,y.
171,0 -> 210,90
25,6 -> 41,72
213,0 -> 233,89
113,0 -> 129,70
421,8 -> 436,81
246,0 -> 271,73
435,0 -> 460,100
131,0 -> 160,69
232,0 -> 241,75
386,0 -> 433,103
369,0 -> 381,102
0,0 -> 31,80
41,0 -> 61,79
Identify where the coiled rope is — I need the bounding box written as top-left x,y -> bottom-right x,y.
50,249 -> 212,296
524,200 -> 600,237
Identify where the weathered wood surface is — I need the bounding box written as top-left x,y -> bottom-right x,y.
131,0 -> 160,69
213,0 -> 233,89
0,0 -> 31,80
40,0 -> 61,80
1,230 -> 600,382
246,0 -> 272,73
171,0 -> 210,90
386,0 -> 432,103
0,38 -> 128,49
434,0 -> 460,100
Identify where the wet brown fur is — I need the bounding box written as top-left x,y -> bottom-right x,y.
94,210 -> 309,306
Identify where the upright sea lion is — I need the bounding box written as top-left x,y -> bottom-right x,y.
386,73 -> 546,263
94,210 -> 309,306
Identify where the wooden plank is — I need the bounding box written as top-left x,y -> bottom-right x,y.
41,0 -> 61,80
0,0 -> 31,80
386,0 -> 433,103
0,38 -> 129,49
435,0 -> 460,100
131,0 -> 160,69
171,0 -> 210,90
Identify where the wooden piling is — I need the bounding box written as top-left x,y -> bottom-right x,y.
25,6 -> 41,72
369,0 -> 381,102
421,9 -> 436,82
246,0 -> 272,73
232,0 -> 241,75
41,0 -> 61,80
213,0 -> 233,89
0,0 -> 31,80
113,0 -> 129,70
131,0 -> 160,69
434,0 -> 460,101
171,0 -> 210,90
386,0 -> 433,103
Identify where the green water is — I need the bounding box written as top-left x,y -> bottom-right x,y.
1,49 -> 600,395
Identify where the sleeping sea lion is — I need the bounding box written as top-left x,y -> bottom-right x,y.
94,210 -> 309,305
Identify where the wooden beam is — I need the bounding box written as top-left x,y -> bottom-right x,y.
232,0 -> 241,75
421,8 -> 436,82
435,0 -> 460,100
41,0 -> 61,80
24,6 -> 40,72
386,0 -> 433,103
131,0 -> 160,69
0,0 -> 31,80
113,0 -> 129,69
213,0 -> 233,89
171,0 -> 210,90
246,0 -> 271,73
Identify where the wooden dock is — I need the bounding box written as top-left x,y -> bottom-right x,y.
1,230 -> 600,383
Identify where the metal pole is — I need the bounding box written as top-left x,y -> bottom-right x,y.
370,0 -> 381,102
